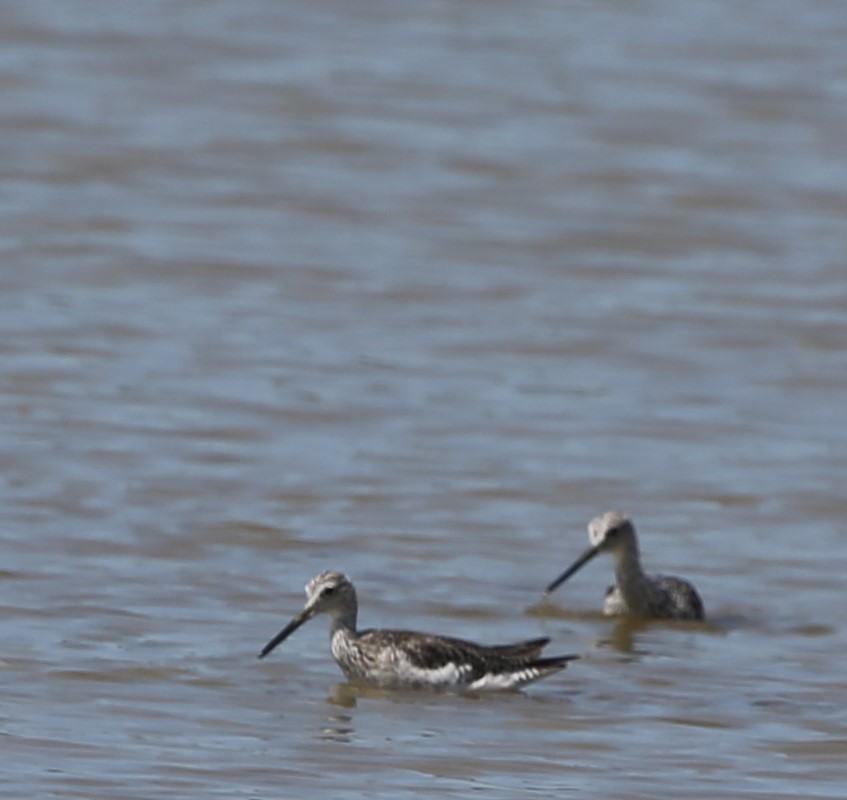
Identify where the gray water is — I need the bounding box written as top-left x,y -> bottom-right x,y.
3,1 -> 847,798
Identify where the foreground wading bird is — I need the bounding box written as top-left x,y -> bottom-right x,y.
544,511 -> 705,621
259,570 -> 579,690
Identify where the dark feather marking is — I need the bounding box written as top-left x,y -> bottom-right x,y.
355,629 -> 576,684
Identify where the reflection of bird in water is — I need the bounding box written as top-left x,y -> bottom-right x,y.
260,570 -> 579,690
545,511 -> 705,621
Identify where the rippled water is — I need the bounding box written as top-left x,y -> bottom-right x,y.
3,1 -> 847,798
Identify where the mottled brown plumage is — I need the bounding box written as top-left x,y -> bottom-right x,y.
260,571 -> 578,690
545,511 -> 705,621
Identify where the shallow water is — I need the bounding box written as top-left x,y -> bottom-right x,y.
3,1 -> 847,798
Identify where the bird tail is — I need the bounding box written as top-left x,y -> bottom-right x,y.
518,653 -> 580,687
470,653 -> 580,690
487,636 -> 551,659
531,653 -> 580,671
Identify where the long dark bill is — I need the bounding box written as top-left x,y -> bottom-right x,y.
258,609 -> 313,659
544,544 -> 601,595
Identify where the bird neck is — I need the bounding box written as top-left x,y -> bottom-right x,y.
612,541 -> 658,607
329,601 -> 358,639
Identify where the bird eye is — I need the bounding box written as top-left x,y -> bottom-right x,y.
322,585 -> 337,597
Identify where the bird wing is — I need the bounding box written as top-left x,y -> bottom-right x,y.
356,630 -> 561,683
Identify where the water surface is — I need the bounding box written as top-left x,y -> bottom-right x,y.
2,1 -> 847,798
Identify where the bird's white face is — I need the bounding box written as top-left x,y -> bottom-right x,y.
258,570 -> 357,660
588,511 -> 635,552
304,570 -> 356,618
545,511 -> 637,595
